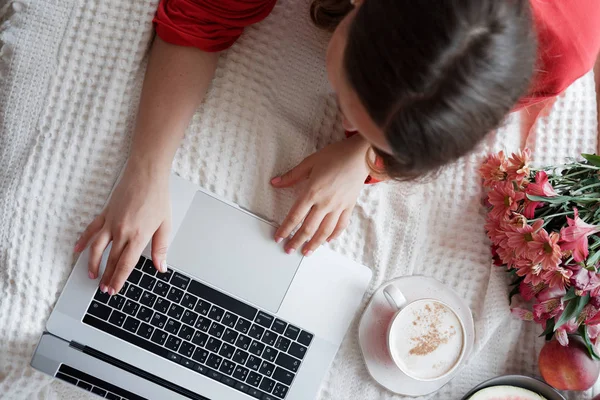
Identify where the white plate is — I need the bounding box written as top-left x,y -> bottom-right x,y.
358,276 -> 475,396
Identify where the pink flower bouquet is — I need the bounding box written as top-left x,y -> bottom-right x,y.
481,149 -> 600,358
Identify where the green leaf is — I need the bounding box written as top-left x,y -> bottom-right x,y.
587,250 -> 600,268
563,287 -> 577,301
582,153 -> 600,167
527,194 -> 573,204
579,325 -> 600,361
555,295 -> 590,330
540,318 -> 555,339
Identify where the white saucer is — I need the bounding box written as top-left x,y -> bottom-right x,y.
358,276 -> 475,397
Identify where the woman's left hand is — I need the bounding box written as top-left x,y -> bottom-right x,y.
271,134 -> 371,255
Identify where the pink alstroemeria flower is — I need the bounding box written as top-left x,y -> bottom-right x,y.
519,281 -> 546,301
536,285 -> 566,302
555,318 -> 579,346
528,230 -> 562,271
560,208 -> 600,262
506,219 -> 543,257
533,298 -> 564,322
523,198 -> 544,219
488,183 -> 525,221
480,151 -> 507,188
569,265 -> 600,293
511,307 -> 534,321
526,171 -> 558,197
507,149 -> 531,183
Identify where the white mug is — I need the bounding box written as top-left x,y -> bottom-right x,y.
383,284 -> 467,381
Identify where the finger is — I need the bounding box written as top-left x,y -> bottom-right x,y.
327,208 -> 352,243
270,159 -> 312,188
303,212 -> 338,256
108,239 -> 147,295
285,207 -> 327,254
75,215 -> 105,252
152,221 -> 171,274
274,196 -> 313,243
87,230 -> 111,287
99,238 -> 127,293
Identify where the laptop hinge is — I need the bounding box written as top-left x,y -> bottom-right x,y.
69,341 -> 85,352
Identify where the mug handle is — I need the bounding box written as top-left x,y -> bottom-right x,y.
383,284 -> 407,310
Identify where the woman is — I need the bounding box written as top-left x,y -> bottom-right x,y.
75,0 -> 600,296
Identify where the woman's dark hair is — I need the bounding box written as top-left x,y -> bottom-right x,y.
311,0 -> 536,180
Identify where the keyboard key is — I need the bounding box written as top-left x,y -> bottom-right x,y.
138,323 -> 154,340
181,293 -> 198,310
272,319 -> 287,335
208,306 -> 224,322
262,347 -> 278,363
236,334 -> 252,350
223,328 -> 239,345
91,387 -> 107,397
77,381 -> 92,391
165,318 -> 181,335
219,343 -> 235,359
206,353 -> 223,369
139,274 -> 156,291
178,325 -> 195,341
247,371 -> 262,387
272,367 -> 294,386
188,280 -> 258,321
165,335 -> 182,351
166,352 -> 181,363
209,322 -> 225,339
167,287 -> 184,303
153,281 -> 170,297
88,301 -> 111,320
247,387 -> 262,399
150,312 -> 168,329
260,361 -> 276,377
283,325 -> 300,341
249,324 -> 265,340
298,330 -> 314,346
205,337 -> 222,353
140,291 -> 157,308
135,257 -> 145,269
179,341 -> 195,358
125,285 -> 142,301
108,294 -> 126,310
206,368 -> 222,382
219,359 -> 235,375
128,269 -> 142,285
156,269 -> 173,282
55,372 -> 77,385
194,300 -> 211,316
151,329 -> 168,345
232,349 -> 249,365
181,310 -> 198,327
272,383 -> 289,399
192,331 -> 208,347
222,312 -> 238,328
108,310 -> 126,327
255,312 -> 274,329
137,306 -> 154,323
122,299 -> 140,316
123,316 -> 140,333
171,272 -> 190,290
118,282 -> 130,296
195,316 -> 211,332
261,330 -> 277,346
153,297 -> 171,314
249,340 -> 265,356
233,365 -> 249,381
180,357 -> 196,371
94,289 -> 110,304
288,342 -> 307,360
167,303 -> 184,320
193,364 -> 208,376
259,376 -> 276,393
246,355 -> 261,371
221,376 -> 236,387
141,260 -> 157,276
105,393 -> 121,400
235,381 -> 250,393
235,318 -> 252,334
192,348 -> 209,364
274,336 -> 291,352
275,352 -> 300,373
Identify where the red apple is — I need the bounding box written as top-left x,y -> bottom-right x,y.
538,338 -> 600,391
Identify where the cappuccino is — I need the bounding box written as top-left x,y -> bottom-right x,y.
389,300 -> 464,380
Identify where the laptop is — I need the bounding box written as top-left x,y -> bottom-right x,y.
31,173 -> 372,400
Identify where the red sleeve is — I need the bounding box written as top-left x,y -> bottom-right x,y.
515,0 -> 600,110
153,0 -> 277,52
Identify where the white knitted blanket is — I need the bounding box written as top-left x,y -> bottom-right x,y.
0,0 -> 598,399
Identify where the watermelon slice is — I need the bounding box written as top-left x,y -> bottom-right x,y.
468,385 -> 547,400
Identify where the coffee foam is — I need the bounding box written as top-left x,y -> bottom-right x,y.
390,300 -> 464,380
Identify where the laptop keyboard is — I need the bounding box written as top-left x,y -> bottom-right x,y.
55,364 -> 146,400
83,256 -> 314,400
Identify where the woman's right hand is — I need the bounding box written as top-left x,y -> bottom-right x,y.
74,159 -> 171,295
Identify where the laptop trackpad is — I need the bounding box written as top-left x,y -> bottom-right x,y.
167,191 -> 303,313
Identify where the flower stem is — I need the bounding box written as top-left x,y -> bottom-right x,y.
573,182 -> 600,195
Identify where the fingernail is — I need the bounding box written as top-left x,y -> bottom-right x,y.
286,248 -> 295,255
160,260 -> 167,273
88,271 -> 96,279
305,250 -> 313,257
100,284 -> 108,293
108,287 -> 116,296
275,237 -> 283,244
270,177 -> 281,185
